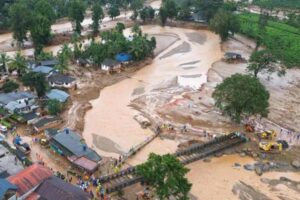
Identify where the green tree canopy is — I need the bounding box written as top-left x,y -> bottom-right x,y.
108,3 -> 120,20
68,0 -> 86,35
0,53 -> 10,73
22,72 -> 49,98
1,80 -> 19,93
91,1 -> 104,36
47,99 -> 62,115
137,153 -> 192,200
212,74 -> 270,122
209,9 -> 240,41
9,1 -> 30,46
55,44 -> 72,74
159,7 -> 168,26
139,6 -> 155,22
247,50 -> 284,77
193,0 -> 223,21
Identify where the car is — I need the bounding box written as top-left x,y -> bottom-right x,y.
0,125 -> 7,133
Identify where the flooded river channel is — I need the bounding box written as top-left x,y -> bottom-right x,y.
83,26 -> 222,159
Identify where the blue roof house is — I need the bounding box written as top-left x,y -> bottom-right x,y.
32,66 -> 54,75
0,179 -> 17,200
115,53 -> 132,63
46,89 -> 69,103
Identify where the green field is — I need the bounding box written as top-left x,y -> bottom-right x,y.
252,0 -> 300,9
238,13 -> 300,68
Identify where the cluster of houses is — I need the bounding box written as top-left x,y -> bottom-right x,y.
0,59 -> 77,133
0,163 -> 90,200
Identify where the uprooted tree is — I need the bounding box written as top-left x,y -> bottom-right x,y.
212,74 -> 270,122
137,153 -> 192,200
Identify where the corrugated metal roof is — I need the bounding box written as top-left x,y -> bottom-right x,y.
32,66 -> 53,74
7,164 -> 52,196
0,92 -> 35,105
52,129 -> 101,162
48,73 -> 76,84
33,116 -> 61,129
35,176 -> 90,200
46,89 -> 69,103
0,179 -> 17,199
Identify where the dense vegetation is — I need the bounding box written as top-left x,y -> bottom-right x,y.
253,0 -> 300,9
137,153 -> 192,200
82,24 -> 156,66
213,74 -> 270,123
238,13 -> 300,67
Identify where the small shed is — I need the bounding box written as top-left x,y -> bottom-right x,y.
101,59 -> 121,74
46,89 -> 69,103
115,53 -> 132,63
32,116 -> 62,133
224,52 -> 242,60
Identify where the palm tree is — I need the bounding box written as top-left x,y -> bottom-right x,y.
8,51 -> 27,76
0,53 -> 10,73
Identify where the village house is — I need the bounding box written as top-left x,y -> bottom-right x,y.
47,72 -> 76,89
32,116 -> 62,133
101,59 -> 121,74
0,92 -> 37,114
7,163 -> 90,200
7,164 -> 53,200
46,89 -> 70,103
50,129 -> 102,173
0,179 -> 18,200
32,66 -> 54,75
37,59 -> 59,67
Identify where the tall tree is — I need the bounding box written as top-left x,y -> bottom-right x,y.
137,153 -> 192,200
9,1 -> 30,47
159,7 -> 168,26
212,74 -> 270,122
247,50 -> 284,77
22,72 -> 49,97
1,80 -> 19,93
193,0 -> 223,21
8,52 -> 27,76
55,44 -> 72,74
91,1 -> 104,36
115,22 -> 126,33
209,9 -> 240,41
108,3 -> 120,20
162,0 -> 178,21
68,0 -> 86,35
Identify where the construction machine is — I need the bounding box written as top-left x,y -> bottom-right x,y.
259,141 -> 282,153
257,130 -> 277,140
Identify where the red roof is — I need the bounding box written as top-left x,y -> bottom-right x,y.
7,164 -> 53,196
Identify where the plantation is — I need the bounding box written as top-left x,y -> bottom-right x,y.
252,0 -> 300,9
238,13 -> 300,68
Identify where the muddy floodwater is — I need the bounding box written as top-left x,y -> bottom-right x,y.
83,26 -> 222,158
187,155 -> 300,200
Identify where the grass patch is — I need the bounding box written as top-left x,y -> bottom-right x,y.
238,13 -> 300,67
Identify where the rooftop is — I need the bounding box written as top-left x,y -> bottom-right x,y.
34,176 -> 90,200
115,53 -> 132,62
52,129 -> 101,163
48,72 -> 76,84
7,164 -> 53,196
0,92 -> 35,105
0,144 -> 24,178
102,58 -> 120,67
46,89 -> 70,103
39,60 -> 59,67
0,179 -> 17,199
33,116 -> 61,129
32,66 -> 54,74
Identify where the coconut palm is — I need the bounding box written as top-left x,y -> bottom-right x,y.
8,51 -> 27,76
0,53 -> 10,73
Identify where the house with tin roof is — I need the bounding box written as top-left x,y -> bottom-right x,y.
0,179 -> 18,200
46,89 -> 70,103
101,59 -> 121,74
38,60 -> 59,67
50,129 -> 102,173
32,66 -> 54,75
32,116 -> 62,133
7,164 -> 53,199
0,92 -> 37,114
48,72 -> 76,89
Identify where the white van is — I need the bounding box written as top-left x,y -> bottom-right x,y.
0,125 -> 7,133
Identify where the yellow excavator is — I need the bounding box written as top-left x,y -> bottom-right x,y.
259,141 -> 282,153
257,130 -> 277,140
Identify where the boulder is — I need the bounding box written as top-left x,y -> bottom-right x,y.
255,165 -> 263,176
244,164 -> 255,171
291,160 -> 300,169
